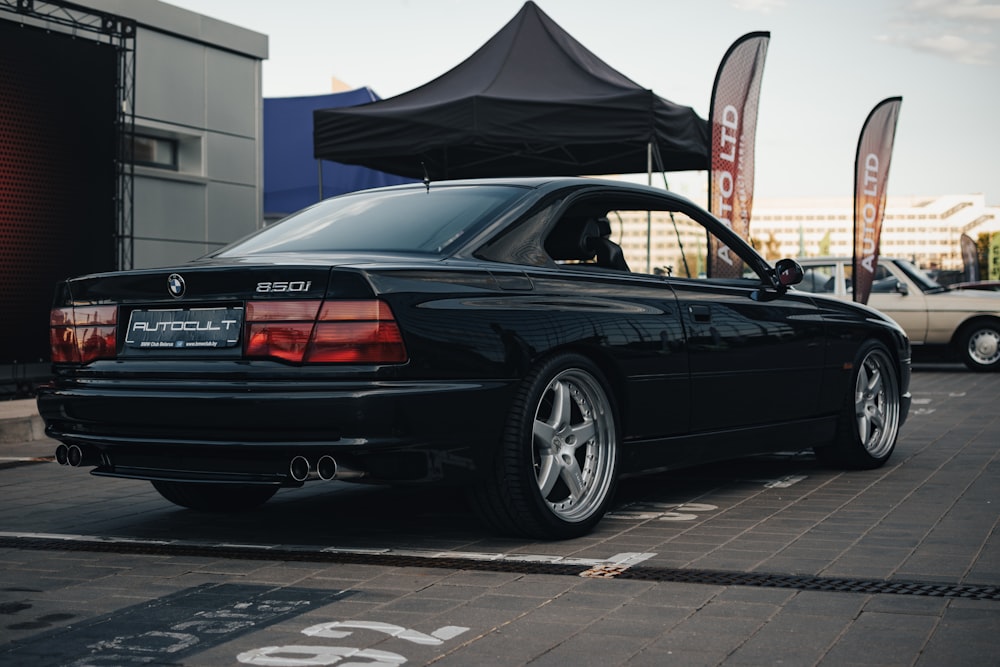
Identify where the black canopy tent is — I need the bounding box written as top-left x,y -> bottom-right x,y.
313,1 -> 709,180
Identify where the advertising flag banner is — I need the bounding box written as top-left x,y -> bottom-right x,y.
707,31 -> 769,278
853,97 -> 902,304
960,233 -> 980,282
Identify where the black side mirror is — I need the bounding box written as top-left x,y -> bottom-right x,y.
753,259 -> 804,302
774,259 -> 804,287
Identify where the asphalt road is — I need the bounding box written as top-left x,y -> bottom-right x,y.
1,364 -> 998,666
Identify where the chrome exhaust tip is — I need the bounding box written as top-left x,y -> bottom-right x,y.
289,455 -> 311,482
66,444 -> 98,467
55,444 -> 70,465
67,445 -> 83,467
316,455 -> 337,481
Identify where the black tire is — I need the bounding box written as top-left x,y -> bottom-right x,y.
815,340 -> 901,470
469,353 -> 619,540
151,481 -> 277,512
958,321 -> 1000,372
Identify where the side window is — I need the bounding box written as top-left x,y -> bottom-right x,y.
846,263 -> 898,293
542,198 -> 764,284
871,264 -> 899,293
797,264 -> 838,293
650,210 -> 758,283
545,216 -> 630,272
599,208 -> 758,282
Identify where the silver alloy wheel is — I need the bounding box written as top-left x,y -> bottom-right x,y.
966,326 -> 1000,367
531,368 -> 617,523
855,348 -> 900,459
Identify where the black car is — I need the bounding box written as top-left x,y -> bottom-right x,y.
38,178 -> 912,539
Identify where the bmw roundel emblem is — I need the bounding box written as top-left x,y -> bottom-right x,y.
167,273 -> 186,298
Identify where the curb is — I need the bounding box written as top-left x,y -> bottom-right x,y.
0,414 -> 47,444
0,399 -> 47,444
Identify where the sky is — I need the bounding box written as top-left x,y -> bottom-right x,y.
166,0 -> 1000,205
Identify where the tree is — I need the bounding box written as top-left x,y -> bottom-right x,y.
976,233 -> 992,280
751,232 -> 782,261
819,230 -> 832,256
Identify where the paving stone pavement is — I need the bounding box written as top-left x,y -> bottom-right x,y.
0,365 -> 997,666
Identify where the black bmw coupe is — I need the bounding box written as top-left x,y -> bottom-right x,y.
38,177 -> 911,539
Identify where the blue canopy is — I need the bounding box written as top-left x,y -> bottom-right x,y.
264,88 -> 413,218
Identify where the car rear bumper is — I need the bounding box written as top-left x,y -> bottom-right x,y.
37,378 -> 515,485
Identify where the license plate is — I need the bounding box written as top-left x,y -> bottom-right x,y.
125,307 -> 243,349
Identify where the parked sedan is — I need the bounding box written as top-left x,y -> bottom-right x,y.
38,178 -> 911,539
948,281 -> 1000,292
796,257 -> 1000,372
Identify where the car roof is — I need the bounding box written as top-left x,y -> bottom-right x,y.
360,175 -> 700,204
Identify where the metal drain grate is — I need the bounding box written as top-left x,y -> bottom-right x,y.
2,534 -> 998,601
615,567 -> 1000,600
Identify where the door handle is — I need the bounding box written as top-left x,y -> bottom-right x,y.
688,305 -> 711,323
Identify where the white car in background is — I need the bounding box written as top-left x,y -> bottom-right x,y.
796,257 -> 1000,372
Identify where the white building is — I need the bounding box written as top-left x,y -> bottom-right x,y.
615,192 -> 1000,274
751,194 -> 1000,269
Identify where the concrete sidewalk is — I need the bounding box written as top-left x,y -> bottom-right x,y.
0,398 -> 46,445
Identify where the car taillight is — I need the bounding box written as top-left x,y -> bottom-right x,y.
49,305 -> 118,364
245,300 -> 321,363
245,299 -> 407,364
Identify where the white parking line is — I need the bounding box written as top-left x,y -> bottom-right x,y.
0,531 -> 655,570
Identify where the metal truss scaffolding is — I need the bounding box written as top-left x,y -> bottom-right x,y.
0,0 -> 136,270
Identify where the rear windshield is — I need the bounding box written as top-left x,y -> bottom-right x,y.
217,185 -> 526,256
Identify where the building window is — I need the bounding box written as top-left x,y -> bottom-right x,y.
132,134 -> 178,170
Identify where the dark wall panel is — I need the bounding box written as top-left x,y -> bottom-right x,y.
0,19 -> 117,364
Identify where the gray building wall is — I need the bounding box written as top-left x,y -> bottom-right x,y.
79,0 -> 268,268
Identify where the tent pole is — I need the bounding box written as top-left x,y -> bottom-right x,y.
647,142 -> 652,273
647,141 -> 653,186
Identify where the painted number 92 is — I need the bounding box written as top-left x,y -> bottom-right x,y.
256,281 -> 312,293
